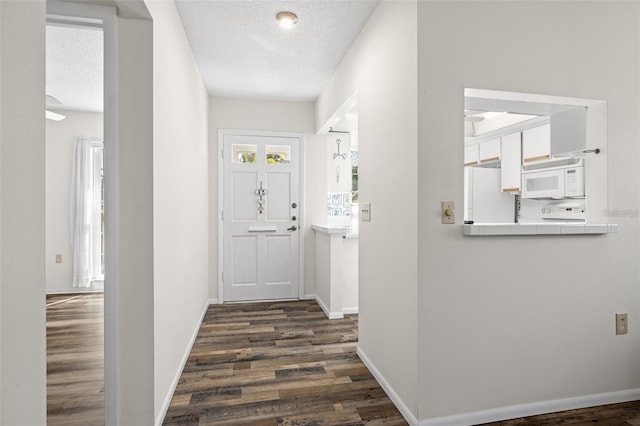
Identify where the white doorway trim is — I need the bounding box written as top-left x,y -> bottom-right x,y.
46,1 -> 120,423
217,129 -> 305,303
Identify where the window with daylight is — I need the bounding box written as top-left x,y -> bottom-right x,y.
70,138 -> 104,287
351,149 -> 359,203
231,144 -> 257,164
266,145 -> 290,164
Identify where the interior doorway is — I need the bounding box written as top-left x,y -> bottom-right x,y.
45,20 -> 104,293
45,11 -> 106,424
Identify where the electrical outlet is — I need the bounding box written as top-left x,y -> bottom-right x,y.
442,201 -> 455,224
55,254 -> 62,264
616,313 -> 628,335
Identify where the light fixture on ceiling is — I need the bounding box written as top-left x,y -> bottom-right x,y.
276,11 -> 298,28
46,110 -> 66,121
46,95 -> 66,121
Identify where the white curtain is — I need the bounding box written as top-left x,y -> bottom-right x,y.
70,137 -> 103,288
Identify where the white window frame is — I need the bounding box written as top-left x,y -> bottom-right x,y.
89,144 -> 104,282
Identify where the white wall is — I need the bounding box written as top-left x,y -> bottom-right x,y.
313,232 -> 358,317
209,97 -> 324,300
46,111 -> 103,292
316,1 -> 419,419
5,1 -> 157,423
343,237 -> 358,312
1,0 -> 207,423
0,1 -> 47,423
417,1 -> 640,422
314,232 -> 333,314
106,11 -> 155,425
145,0 -> 210,423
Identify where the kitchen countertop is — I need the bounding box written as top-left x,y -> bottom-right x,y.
311,224 -> 358,239
463,223 -> 617,236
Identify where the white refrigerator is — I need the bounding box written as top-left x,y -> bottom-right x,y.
464,167 -> 516,223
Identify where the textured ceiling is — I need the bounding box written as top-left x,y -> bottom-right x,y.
174,0 -> 380,102
45,0 -> 379,112
46,24 -> 104,112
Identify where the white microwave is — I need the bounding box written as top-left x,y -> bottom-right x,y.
521,158 -> 585,199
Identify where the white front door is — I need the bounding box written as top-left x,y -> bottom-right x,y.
222,133 -> 300,302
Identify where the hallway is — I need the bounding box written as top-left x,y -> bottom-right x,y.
163,299 -> 406,425
45,295 -> 406,425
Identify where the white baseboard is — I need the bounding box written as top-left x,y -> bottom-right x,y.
357,347 -> 418,426
314,295 -> 343,319
208,298 -> 220,305
155,298 -> 210,426
343,306 -> 358,314
46,287 -> 103,294
302,293 -> 316,300
419,388 -> 640,426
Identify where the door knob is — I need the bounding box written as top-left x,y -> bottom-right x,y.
287,225 -> 297,231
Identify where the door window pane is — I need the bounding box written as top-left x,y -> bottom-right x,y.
232,144 -> 257,164
266,145 -> 290,165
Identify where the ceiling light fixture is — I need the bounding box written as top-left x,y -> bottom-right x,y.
45,95 -> 66,121
276,11 -> 298,28
46,110 -> 66,121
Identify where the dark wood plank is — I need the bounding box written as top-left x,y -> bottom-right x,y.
163,300 -> 407,425
46,293 -> 104,426
47,295 -> 640,425
480,401 -> 640,425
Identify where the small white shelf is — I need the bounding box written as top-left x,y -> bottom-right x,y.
463,223 -> 617,236
311,224 -> 351,235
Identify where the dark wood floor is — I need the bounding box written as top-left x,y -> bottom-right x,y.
483,401 -> 640,425
46,294 -> 640,425
46,293 -> 104,425
163,299 -> 407,425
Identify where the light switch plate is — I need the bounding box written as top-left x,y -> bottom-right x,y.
616,313 -> 628,335
442,201 -> 455,224
361,202 -> 371,221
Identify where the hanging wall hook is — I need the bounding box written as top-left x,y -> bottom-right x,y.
333,139 -> 348,160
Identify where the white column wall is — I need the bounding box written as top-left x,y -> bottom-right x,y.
208,97 -> 323,301
145,1 -> 210,422
316,1 -> 419,418
417,1 -> 640,421
0,1 -> 208,424
104,9 -> 155,424
0,1 -> 47,423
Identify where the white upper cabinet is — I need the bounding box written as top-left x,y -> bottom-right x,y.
522,123 -> 550,163
550,107 -> 587,155
500,132 -> 521,193
479,138 -> 501,164
464,144 -> 479,166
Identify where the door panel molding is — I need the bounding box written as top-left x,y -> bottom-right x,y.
217,129 -> 304,303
